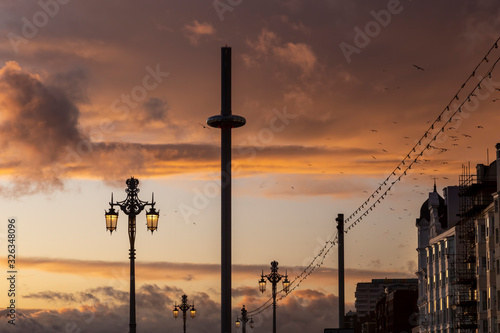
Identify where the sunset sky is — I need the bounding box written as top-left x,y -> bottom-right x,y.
1,0 -> 500,332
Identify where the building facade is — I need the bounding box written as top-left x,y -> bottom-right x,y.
416,184 -> 460,333
376,288 -> 418,333
416,143 -> 500,333
355,278 -> 418,319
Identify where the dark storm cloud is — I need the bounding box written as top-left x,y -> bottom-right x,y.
24,291 -> 100,304
142,97 -> 169,122
1,285 -> 341,333
0,61 -> 88,195
47,66 -> 90,104
0,61 -> 84,161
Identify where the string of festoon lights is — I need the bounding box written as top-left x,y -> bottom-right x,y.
247,36 -> 500,317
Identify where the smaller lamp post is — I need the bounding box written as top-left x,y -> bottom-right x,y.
259,261 -> 289,333
173,294 -> 196,333
235,305 -> 254,332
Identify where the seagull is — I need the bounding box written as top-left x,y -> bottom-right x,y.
462,134 -> 472,138
371,129 -> 378,132
382,149 -> 387,152
443,177 -> 449,180
371,155 -> 377,160
476,125 -> 484,128
413,64 -> 425,71
404,136 -> 410,139
492,99 -> 499,102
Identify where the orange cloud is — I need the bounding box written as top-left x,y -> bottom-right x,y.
9,257 -> 413,285
183,20 -> 216,45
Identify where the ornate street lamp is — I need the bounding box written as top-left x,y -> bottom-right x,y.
258,261 -> 289,333
173,294 -> 196,333
235,305 -> 254,333
104,177 -> 159,333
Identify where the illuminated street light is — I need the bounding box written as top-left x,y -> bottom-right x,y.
104,177 -> 159,333
173,294 -> 196,333
259,261 -> 289,333
235,305 -> 254,332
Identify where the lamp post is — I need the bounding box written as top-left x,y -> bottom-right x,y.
235,305 -> 254,333
104,177 -> 159,333
173,294 -> 196,333
258,261 -> 290,333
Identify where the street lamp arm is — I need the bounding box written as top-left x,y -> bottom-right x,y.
113,195 -> 154,216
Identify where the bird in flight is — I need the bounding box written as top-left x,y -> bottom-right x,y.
492,99 -> 499,102
371,129 -> 378,132
413,64 -> 425,71
371,155 -> 377,160
462,134 -> 472,138
198,122 -> 210,129
476,125 -> 484,128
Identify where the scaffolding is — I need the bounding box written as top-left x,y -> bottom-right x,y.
452,163 -> 497,331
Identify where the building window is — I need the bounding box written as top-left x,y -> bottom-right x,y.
484,319 -> 488,333
483,290 -> 488,311
496,228 -> 499,244
489,287 -> 491,310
